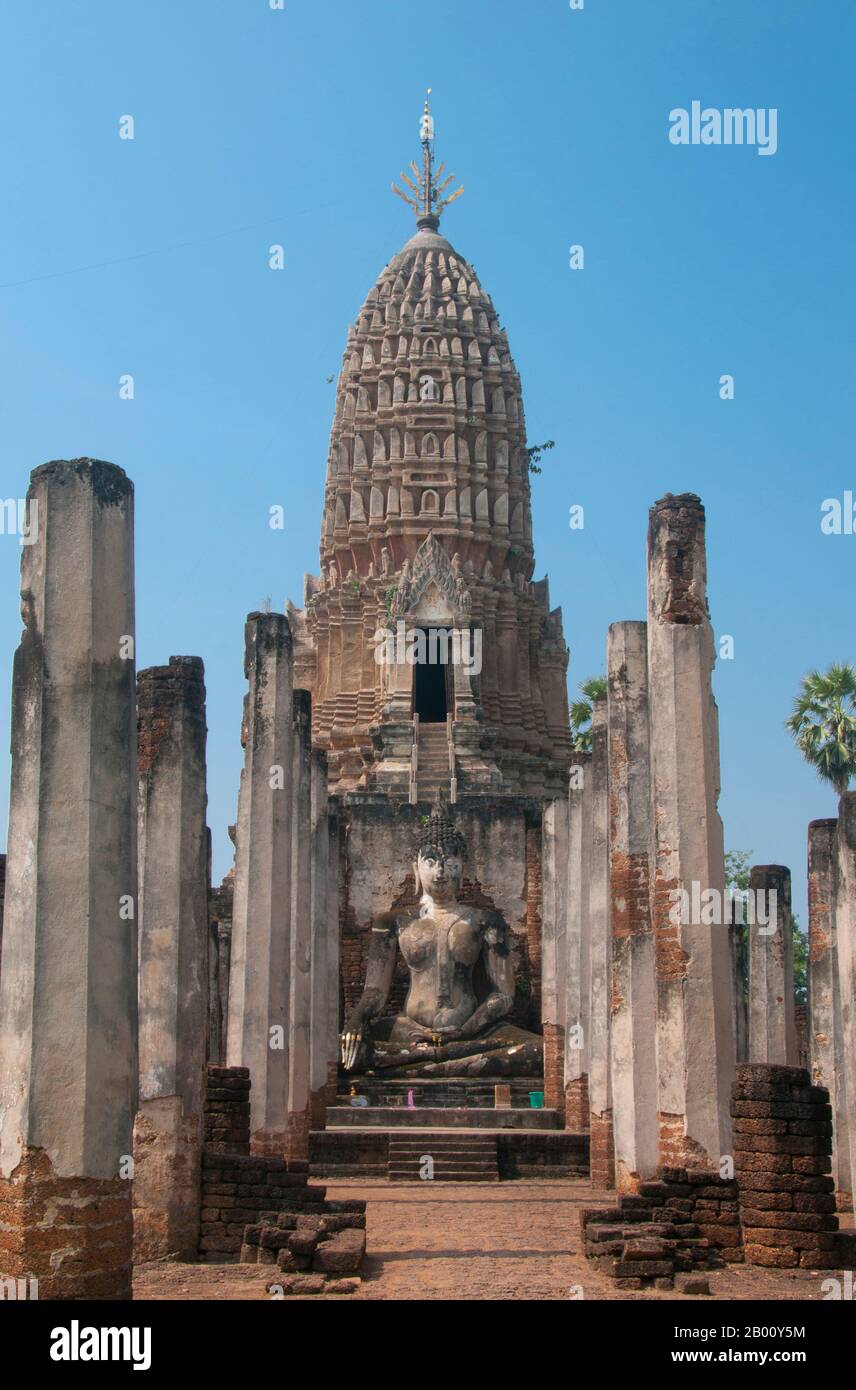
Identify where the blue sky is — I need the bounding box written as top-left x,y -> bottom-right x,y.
0,0 -> 853,924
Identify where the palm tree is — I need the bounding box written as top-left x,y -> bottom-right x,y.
786,662 -> 856,796
569,675 -> 607,753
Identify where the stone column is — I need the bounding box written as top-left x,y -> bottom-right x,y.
607,621 -> 658,1191
133,656 -> 208,1261
287,690 -> 313,1161
226,613 -> 294,1155
731,919 -> 749,1064
0,458 -> 137,1300
309,748 -> 331,1130
326,801 -> 342,1108
564,754 -> 590,1130
808,818 -> 851,1208
207,918 -> 222,1065
216,921 -> 232,1064
0,853 -> 5,989
835,793 -> 856,1215
541,794 -> 569,1118
647,493 -> 735,1169
587,697 -> 614,1187
748,865 -> 797,1066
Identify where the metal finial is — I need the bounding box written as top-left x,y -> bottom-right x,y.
392,93 -> 464,231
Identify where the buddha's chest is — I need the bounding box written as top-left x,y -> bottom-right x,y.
398,912 -> 482,971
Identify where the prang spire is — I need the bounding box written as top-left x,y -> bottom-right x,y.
391,90 -> 464,232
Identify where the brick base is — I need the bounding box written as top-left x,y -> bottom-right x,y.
286,1107 -> 311,1163
132,1098 -> 201,1262
658,1111 -> 713,1171
0,1148 -> 132,1300
590,1109 -> 615,1189
732,1063 -> 842,1270
325,1060 -> 338,1109
542,1022 -> 565,1122
564,1074 -> 589,1132
309,1086 -> 328,1132
205,1066 -> 250,1154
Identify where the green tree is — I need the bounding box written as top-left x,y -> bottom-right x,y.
786,662 -> 856,796
569,675 -> 607,753
526,440 -> 555,475
791,912 -> 808,1006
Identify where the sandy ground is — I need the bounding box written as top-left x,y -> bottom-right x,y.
133,1178 -> 848,1301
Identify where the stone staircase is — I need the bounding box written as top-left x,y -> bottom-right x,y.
388,1132 -> 499,1183
414,722 -> 452,801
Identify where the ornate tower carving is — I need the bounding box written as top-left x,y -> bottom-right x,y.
293,98 -> 571,799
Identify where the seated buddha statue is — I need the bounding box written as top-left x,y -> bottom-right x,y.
340,801 -> 543,1078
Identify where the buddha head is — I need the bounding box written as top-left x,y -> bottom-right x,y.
414,798 -> 466,904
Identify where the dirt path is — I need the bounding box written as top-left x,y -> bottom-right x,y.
134,1178 -> 839,1301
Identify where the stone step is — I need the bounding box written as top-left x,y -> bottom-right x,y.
388,1134 -> 498,1146
389,1171 -> 499,1183
388,1131 -> 498,1182
388,1159 -> 497,1171
327,1106 -> 559,1130
388,1144 -> 495,1156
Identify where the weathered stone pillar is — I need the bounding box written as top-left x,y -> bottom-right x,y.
209,857 -> 235,1067
731,919 -> 749,1064
541,794 -> 568,1119
309,748 -> 331,1130
808,818 -> 851,1208
287,690 -> 313,1161
587,697 -> 614,1187
216,922 -> 232,1062
133,656 -> 208,1261
564,755 -> 590,1130
326,802 -> 342,1108
208,918 -> 222,1065
748,865 -> 797,1067
227,613 -> 294,1155
835,793 -> 856,1216
0,853 -> 5,989
607,621 -> 658,1191
647,493 -> 734,1169
0,458 -> 137,1300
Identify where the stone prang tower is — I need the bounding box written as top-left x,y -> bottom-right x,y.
291,96 -> 571,802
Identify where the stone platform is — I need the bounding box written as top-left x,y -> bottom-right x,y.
314,1075 -> 586,1180
335,1077 -> 546,1109
311,1127 -> 588,1181
326,1105 -> 559,1129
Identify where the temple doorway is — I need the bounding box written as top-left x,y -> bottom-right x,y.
412,628 -> 449,723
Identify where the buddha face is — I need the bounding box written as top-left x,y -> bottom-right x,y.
417,850 -> 463,903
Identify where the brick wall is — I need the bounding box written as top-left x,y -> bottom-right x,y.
732,1063 -> 840,1270
204,1066 -> 250,1154
590,1111 -> 615,1190
564,1074 -> 590,1132
542,1021 -> 565,1120
583,1166 -> 741,1290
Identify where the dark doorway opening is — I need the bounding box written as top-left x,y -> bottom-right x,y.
413,629 -> 449,723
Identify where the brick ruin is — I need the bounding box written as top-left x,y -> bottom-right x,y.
0,113 -> 854,1304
